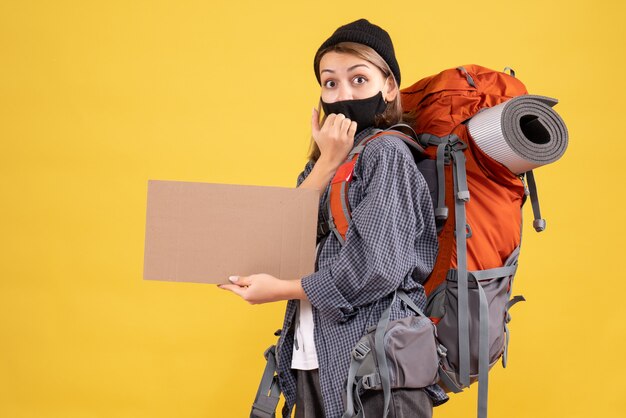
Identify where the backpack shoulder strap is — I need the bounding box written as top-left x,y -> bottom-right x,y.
324,129 -> 425,244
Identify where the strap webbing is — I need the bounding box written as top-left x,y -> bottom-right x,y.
438,365 -> 463,393
386,123 -> 419,139
396,290 -> 427,317
502,295 -> 526,368
506,295 -> 526,311
456,66 -> 477,88
250,345 -> 280,418
343,342 -> 369,418
381,129 -> 426,154
502,321 -> 510,369
359,129 -> 383,146
453,144 -> 470,202
525,170 -> 546,232
327,186 -> 346,245
452,145 -> 471,388
339,181 -> 352,230
476,281 -> 490,418
354,380 -> 366,418
435,142 -> 449,224
470,265 -> 518,281
374,292 -> 396,418
416,133 -> 446,147
503,66 -> 516,78
348,144 -> 366,158
504,246 -> 521,267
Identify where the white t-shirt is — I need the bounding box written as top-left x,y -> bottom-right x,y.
290,298 -> 319,370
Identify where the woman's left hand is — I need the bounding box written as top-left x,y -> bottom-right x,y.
218,273 -> 306,304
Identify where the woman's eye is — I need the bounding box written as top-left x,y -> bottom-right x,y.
323,80 -> 336,88
353,76 -> 367,85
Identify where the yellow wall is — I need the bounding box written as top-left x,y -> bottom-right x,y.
1,0 -> 624,417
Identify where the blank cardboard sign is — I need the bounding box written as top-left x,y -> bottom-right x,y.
143,180 -> 320,284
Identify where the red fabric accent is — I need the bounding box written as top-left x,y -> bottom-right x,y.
331,160 -> 357,184
330,181 -> 350,240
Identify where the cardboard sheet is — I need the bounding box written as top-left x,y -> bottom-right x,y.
143,180 -> 320,284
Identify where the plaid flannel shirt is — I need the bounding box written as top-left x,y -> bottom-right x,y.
276,127 -> 448,418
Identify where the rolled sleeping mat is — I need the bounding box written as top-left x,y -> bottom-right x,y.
467,95 -> 568,175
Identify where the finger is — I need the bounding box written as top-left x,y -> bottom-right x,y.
348,120 -> 357,139
311,108 -> 320,138
219,284 -> 247,298
229,275 -> 252,287
331,113 -> 346,128
340,117 -> 353,134
322,113 -> 336,131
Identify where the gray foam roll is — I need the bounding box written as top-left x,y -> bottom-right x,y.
467,95 -> 568,175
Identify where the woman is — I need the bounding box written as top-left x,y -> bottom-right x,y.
219,19 -> 447,418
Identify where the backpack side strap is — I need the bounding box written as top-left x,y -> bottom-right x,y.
450,139 -> 471,388
524,170 -> 546,232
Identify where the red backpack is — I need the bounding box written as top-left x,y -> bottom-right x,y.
323,65 -> 567,418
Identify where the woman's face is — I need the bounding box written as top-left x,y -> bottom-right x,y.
319,51 -> 397,104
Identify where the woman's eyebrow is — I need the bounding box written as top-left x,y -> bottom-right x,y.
320,64 -> 370,75
347,64 -> 370,71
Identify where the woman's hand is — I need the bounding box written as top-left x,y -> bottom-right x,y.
218,273 -> 307,304
311,108 -> 357,169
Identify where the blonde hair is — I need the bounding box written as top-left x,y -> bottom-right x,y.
308,41 -> 407,162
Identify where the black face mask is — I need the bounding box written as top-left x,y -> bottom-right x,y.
321,91 -> 387,134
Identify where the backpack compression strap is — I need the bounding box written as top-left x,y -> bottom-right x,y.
324,128 -> 425,245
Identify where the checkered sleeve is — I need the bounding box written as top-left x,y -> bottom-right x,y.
296,160 -> 315,187
301,137 -> 437,322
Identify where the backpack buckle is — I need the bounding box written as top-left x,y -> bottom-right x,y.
447,135 -> 467,151
435,207 -> 449,222
352,341 -> 371,360
317,220 -> 331,237
361,373 -> 381,390
437,344 -> 448,358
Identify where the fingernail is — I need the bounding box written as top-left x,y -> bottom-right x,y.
228,276 -> 239,283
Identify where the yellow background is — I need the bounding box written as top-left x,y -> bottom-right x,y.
1,0 -> 625,417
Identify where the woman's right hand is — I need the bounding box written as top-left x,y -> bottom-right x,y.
311,107 -> 357,169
